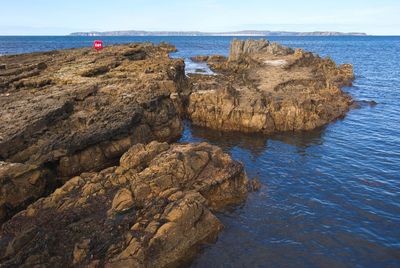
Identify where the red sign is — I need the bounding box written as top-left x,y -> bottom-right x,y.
93,40 -> 103,51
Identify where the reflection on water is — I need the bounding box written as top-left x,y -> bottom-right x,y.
182,118 -> 400,267
184,121 -> 326,158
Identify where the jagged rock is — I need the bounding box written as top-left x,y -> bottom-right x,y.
0,43 -> 187,218
0,42 -> 186,176
0,162 -> 54,224
229,39 -> 268,61
187,39 -> 354,133
0,141 -> 249,267
228,39 -> 293,62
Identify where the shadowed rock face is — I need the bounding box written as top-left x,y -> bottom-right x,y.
0,162 -> 55,224
0,43 -> 186,220
187,39 -> 355,133
0,141 -> 248,267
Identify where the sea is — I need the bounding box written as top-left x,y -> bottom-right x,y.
1,36 -> 399,267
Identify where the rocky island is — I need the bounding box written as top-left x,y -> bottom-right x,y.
0,39 -> 355,267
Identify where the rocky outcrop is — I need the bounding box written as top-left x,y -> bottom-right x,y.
229,39 -> 293,62
187,39 -> 355,133
0,43 -> 187,217
0,43 -> 186,175
0,141 -> 249,267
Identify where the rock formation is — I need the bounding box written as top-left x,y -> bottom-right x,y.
0,141 -> 248,267
187,39 -> 355,133
0,39 -> 357,267
0,43 -> 186,219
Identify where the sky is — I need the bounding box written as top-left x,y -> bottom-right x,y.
0,0 -> 399,35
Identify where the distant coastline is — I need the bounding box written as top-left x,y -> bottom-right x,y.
69,30 -> 368,37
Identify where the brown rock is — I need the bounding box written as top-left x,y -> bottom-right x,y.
111,188 -> 134,213
73,239 -> 91,265
250,177 -> 262,192
190,55 -> 226,63
0,142 -> 248,267
190,55 -> 209,62
0,43 -> 187,218
228,38 -> 293,62
187,39 -> 354,134
0,43 -> 185,178
0,161 -> 54,224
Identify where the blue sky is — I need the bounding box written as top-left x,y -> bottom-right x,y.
0,0 -> 399,35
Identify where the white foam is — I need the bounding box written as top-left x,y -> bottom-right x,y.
185,59 -> 215,75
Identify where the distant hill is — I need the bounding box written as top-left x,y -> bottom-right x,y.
69,30 -> 367,37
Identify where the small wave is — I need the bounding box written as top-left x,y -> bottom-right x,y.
185,59 -> 215,75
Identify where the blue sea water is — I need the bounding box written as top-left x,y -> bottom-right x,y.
1,36 -> 399,267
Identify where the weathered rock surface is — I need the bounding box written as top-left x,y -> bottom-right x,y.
0,162 -> 55,224
0,43 -> 186,217
0,141 -> 248,267
187,39 -> 355,133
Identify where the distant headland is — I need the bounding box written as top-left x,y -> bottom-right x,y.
69,30 -> 367,36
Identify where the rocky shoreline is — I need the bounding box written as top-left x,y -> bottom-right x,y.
0,39 -> 355,267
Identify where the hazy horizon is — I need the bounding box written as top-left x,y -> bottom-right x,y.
1,0 -> 399,35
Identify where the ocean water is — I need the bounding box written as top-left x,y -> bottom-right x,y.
1,36 -> 400,267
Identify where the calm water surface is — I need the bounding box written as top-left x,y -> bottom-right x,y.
1,36 -> 399,267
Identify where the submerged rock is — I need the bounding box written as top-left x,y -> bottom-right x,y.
188,39 -> 355,133
0,141 -> 248,267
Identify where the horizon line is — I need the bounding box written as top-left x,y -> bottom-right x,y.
4,34 -> 400,37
